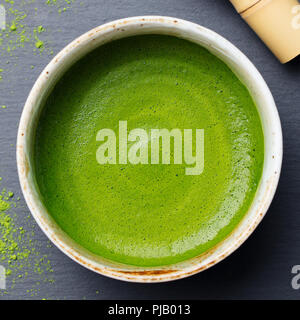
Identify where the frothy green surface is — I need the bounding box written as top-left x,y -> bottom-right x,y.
35,35 -> 264,266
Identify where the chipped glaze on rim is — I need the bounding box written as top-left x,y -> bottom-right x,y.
16,16 -> 283,283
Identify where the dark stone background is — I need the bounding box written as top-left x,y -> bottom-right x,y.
0,0 -> 299,300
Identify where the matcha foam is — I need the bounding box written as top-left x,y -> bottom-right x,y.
35,35 -> 264,267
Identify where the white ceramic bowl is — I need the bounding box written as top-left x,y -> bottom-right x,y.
17,16 -> 283,282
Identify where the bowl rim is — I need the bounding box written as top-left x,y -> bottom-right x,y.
16,16 -> 283,283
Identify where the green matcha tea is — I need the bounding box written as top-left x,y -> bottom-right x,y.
34,35 -> 264,267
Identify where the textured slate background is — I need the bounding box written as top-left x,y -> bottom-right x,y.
0,0 -> 299,300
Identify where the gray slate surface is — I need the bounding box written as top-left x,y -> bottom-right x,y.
0,0 -> 299,300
